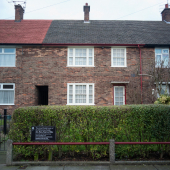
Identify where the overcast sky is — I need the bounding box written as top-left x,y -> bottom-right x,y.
0,0 -> 169,21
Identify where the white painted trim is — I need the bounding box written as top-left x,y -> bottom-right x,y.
67,47 -> 94,67
67,83 -> 95,105
0,48 -> 16,67
111,47 -> 127,67
164,20 -> 170,24
114,86 -> 125,105
111,81 -> 129,84
155,48 -> 169,68
0,83 -> 15,105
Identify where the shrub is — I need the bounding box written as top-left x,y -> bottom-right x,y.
154,94 -> 170,105
9,105 -> 170,160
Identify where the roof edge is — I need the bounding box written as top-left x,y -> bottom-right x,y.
0,43 -> 146,47
42,43 -> 145,47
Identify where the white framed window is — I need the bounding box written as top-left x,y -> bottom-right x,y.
155,48 -> 169,68
67,83 -> 94,105
0,48 -> 16,67
114,86 -> 125,105
0,83 -> 15,105
157,84 -> 169,98
67,47 -> 94,67
111,48 -> 126,67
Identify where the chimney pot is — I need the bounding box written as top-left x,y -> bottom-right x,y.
83,3 -> 90,23
165,4 -> 169,8
15,4 -> 24,22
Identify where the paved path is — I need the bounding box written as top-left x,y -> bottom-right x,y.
0,165 -> 170,170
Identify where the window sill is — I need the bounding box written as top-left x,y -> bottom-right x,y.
66,104 -> 95,105
67,66 -> 95,67
0,66 -> 16,67
111,66 -> 127,67
0,104 -> 15,105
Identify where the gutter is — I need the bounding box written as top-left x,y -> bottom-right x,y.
42,43 -> 145,47
138,45 -> 143,104
0,43 -> 146,47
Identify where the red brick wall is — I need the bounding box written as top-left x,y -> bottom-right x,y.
15,5 -> 24,22
162,8 -> 170,22
0,46 -> 166,114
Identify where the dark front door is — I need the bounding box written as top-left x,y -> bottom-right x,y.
37,86 -> 48,105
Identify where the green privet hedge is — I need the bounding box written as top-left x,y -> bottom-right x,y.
9,105 -> 170,160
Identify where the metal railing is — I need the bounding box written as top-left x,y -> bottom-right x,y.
0,109 -> 12,150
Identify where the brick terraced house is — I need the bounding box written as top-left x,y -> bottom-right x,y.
0,3 -> 170,114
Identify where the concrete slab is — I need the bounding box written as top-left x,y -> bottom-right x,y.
0,164 -> 5,169
49,166 -> 64,170
110,165 -> 156,170
64,166 -> 110,170
0,151 -> 6,164
0,165 -> 19,170
25,166 -> 50,170
154,165 -> 170,170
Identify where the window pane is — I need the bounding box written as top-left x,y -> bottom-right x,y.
68,48 -> 93,66
163,49 -> 168,54
0,54 -> 15,67
121,49 -> 124,53
112,49 -> 125,66
89,49 -> 92,57
3,85 -> 13,89
69,95 -> 73,103
155,49 -> 169,68
0,91 -> 14,104
163,54 -> 169,67
115,87 -> 124,105
4,48 -> 15,53
68,84 -> 94,105
89,57 -> 92,65
69,57 -> 73,65
155,49 -> 162,54
0,49 -> 2,53
155,55 -> 161,67
75,85 -> 86,103
75,57 -> 86,65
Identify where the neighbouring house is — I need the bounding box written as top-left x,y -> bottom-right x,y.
0,3 -> 170,114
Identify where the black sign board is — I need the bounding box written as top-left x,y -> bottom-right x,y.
31,126 -> 56,141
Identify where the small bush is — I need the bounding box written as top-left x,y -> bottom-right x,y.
154,94 -> 170,105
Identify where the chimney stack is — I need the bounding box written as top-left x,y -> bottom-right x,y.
15,4 -> 24,22
161,4 -> 170,22
83,3 -> 90,23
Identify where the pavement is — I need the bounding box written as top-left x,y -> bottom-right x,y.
0,164 -> 170,170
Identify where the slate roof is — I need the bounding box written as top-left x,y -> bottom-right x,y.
0,20 -> 52,44
43,20 -> 170,45
0,19 -> 170,45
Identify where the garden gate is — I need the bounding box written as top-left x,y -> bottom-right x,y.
0,109 -> 11,151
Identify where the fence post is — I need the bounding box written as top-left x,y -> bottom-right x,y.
4,109 -> 7,135
109,139 -> 115,164
6,139 -> 13,165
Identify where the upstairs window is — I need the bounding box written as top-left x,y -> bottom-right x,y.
0,48 -> 16,67
155,48 -> 169,68
68,48 -> 94,67
67,83 -> 94,105
0,83 -> 15,105
111,48 -> 126,67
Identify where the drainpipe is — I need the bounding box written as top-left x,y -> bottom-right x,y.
138,45 -> 143,104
